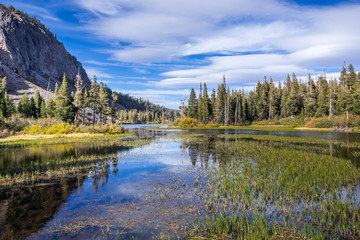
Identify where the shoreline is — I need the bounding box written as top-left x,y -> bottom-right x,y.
0,133 -> 136,146
154,125 -> 335,132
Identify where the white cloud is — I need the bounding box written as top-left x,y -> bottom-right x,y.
73,0 -> 360,107
85,67 -> 114,79
3,0 -> 61,21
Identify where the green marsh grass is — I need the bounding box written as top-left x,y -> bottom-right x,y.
0,133 -> 136,147
185,134 -> 360,239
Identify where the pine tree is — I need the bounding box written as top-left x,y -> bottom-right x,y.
55,74 -> 77,122
89,76 -> 99,125
99,82 -> 110,123
210,88 -> 216,120
280,74 -> 291,117
339,66 -> 347,89
54,82 -> 59,96
34,90 -> 44,118
40,100 -> 47,118
287,73 -> 300,117
258,78 -> 269,120
298,79 -> 306,114
304,74 -> 317,117
240,89 -> 248,124
214,82 -> 226,124
268,77 -> 277,119
4,91 -> 15,117
315,75 -> 329,117
347,64 -> 357,92
111,92 -> 118,124
352,76 -> 360,115
197,83 -> 203,121
46,99 -> 56,118
74,72 -> 84,122
30,97 -> 36,118
202,83 -> 210,123
83,89 -> 89,124
17,91 -> 31,117
187,88 -> 197,118
328,79 -> 337,118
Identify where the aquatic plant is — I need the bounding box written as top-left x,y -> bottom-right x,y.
187,135 -> 360,239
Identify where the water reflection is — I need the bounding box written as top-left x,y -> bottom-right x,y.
0,141 -> 131,176
0,177 -> 86,240
0,127 -> 360,239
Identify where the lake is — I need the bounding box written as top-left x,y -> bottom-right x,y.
1,125 -> 360,239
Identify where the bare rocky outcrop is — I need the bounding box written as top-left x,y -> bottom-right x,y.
0,7 -> 90,102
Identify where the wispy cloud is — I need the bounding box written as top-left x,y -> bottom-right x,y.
85,67 -> 114,79
3,0 -> 61,21
20,0 -> 359,108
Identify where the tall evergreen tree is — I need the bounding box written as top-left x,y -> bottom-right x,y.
315,76 -> 329,117
210,88 -> 216,120
304,74 -> 317,117
89,75 -> 99,125
55,74 -> 77,123
74,72 -> 84,122
268,77 -> 277,119
202,83 -> 210,124
99,82 -> 110,123
17,91 -> 31,117
40,100 -> 47,118
46,99 -> 56,118
214,83 -> 225,124
287,73 -> 300,117
111,92 -> 119,124
34,90 -> 44,118
54,82 -> 59,96
197,83 -> 203,121
4,91 -> 15,117
187,88 -> 198,118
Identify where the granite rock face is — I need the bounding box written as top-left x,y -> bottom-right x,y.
0,7 -> 90,101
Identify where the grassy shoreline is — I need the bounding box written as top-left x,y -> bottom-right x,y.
154,124 -> 336,132
0,133 -> 136,146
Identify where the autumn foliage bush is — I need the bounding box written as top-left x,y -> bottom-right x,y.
305,115 -> 360,128
177,117 -> 198,128
23,123 -> 124,135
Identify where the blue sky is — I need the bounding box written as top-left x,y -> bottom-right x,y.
3,0 -> 360,109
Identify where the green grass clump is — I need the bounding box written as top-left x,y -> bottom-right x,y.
0,133 -> 135,147
188,135 -> 360,239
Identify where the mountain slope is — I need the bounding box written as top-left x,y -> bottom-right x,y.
0,5 -> 89,102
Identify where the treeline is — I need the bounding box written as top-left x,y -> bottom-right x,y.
0,73 -> 119,125
118,109 -> 176,124
183,64 -> 360,125
0,72 -> 178,126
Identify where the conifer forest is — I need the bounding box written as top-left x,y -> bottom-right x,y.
183,64 -> 360,126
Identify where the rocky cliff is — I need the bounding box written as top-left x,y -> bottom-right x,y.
0,6 -> 90,102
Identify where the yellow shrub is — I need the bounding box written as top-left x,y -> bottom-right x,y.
106,124 -> 124,134
178,118 -> 198,128
46,123 -> 76,134
23,125 -> 46,134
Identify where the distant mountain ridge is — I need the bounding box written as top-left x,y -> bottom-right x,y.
0,4 -> 90,102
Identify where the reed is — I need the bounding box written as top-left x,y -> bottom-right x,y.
187,134 -> 360,239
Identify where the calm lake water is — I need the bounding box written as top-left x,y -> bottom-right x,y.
0,125 -> 360,239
